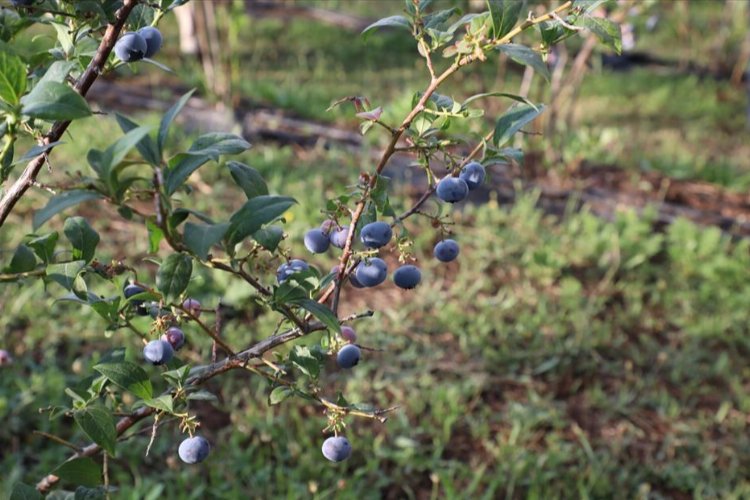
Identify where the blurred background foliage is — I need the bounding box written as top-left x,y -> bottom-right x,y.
2,0 -> 750,498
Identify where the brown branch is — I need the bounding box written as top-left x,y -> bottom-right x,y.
0,0 -> 140,227
35,310 -> 374,493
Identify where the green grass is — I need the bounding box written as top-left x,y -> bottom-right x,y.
5,178 -> 750,497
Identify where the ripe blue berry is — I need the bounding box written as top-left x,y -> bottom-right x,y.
276,259 -> 310,283
434,239 -> 459,262
161,327 -> 185,351
143,339 -> 174,365
393,265 -> 421,289
360,221 -> 392,249
114,32 -> 147,62
182,298 -> 201,318
124,283 -> 149,315
304,228 -> 330,254
322,436 -> 352,463
354,257 -> 388,287
436,176 -> 469,203
178,436 -> 210,464
459,161 -> 486,190
137,26 -> 162,58
337,344 -> 360,368
340,326 -> 357,343
348,273 -> 365,288
329,226 -> 349,249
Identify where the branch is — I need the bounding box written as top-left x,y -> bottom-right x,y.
35,309 -> 375,493
0,0 -> 140,227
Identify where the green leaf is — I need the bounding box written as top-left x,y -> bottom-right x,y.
362,15 -> 411,38
291,298 -> 340,333
53,457 -> 101,487
269,386 -> 293,405
10,482 -> 42,500
33,190 -> 103,230
47,260 -> 86,292
0,51 -> 27,105
487,0 -> 526,39
9,244 -> 37,273
64,217 -> 99,263
145,218 -> 164,254
158,89 -> 195,157
37,60 -> 77,87
103,126 -> 152,176
27,232 -> 59,264
74,406 -> 116,456
573,0 -> 609,14
371,175 -> 395,217
226,195 -> 296,246
583,16 -> 622,54
143,395 -> 173,413
289,345 -> 322,379
186,390 -> 218,402
156,253 -> 193,301
164,153 -> 211,195
252,225 -> 283,252
162,364 -> 191,386
94,361 -> 153,400
11,141 -> 65,166
74,486 -> 106,500
493,103 -> 545,147
115,113 -> 160,166
496,44 -> 550,81
183,222 -> 229,260
463,91 -> 538,108
187,132 -> 251,159
20,81 -> 91,121
227,161 -> 268,199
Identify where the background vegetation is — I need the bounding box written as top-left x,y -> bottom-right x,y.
2,0 -> 750,498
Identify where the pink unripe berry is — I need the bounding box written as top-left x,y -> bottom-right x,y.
183,298 -> 201,318
0,349 -> 12,366
340,326 -> 357,343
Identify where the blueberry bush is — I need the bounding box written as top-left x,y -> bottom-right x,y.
0,0 -> 621,496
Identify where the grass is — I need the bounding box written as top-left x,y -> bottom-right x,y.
3,1 -> 750,498
5,175 -> 750,496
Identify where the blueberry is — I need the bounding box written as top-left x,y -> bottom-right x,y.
143,339 -> 174,365
11,0 -> 33,6
0,349 -> 12,366
137,26 -> 162,58
124,283 -> 147,310
436,176 -> 469,203
340,326 -> 357,343
149,304 -> 170,319
178,436 -> 210,464
360,221 -> 392,249
276,259 -> 310,283
354,257 -> 387,287
393,265 -> 421,289
348,273 -> 365,288
114,32 -> 147,63
161,327 -> 185,351
459,161 -> 486,190
434,239 -> 460,262
304,228 -> 330,254
320,220 -> 336,235
322,436 -> 352,463
182,298 -> 201,318
336,344 -> 360,369
123,283 -> 145,300
329,226 -> 349,249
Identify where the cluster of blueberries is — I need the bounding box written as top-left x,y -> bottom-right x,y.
280,161 -> 486,462
114,27 -> 163,63
124,284 -> 212,464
